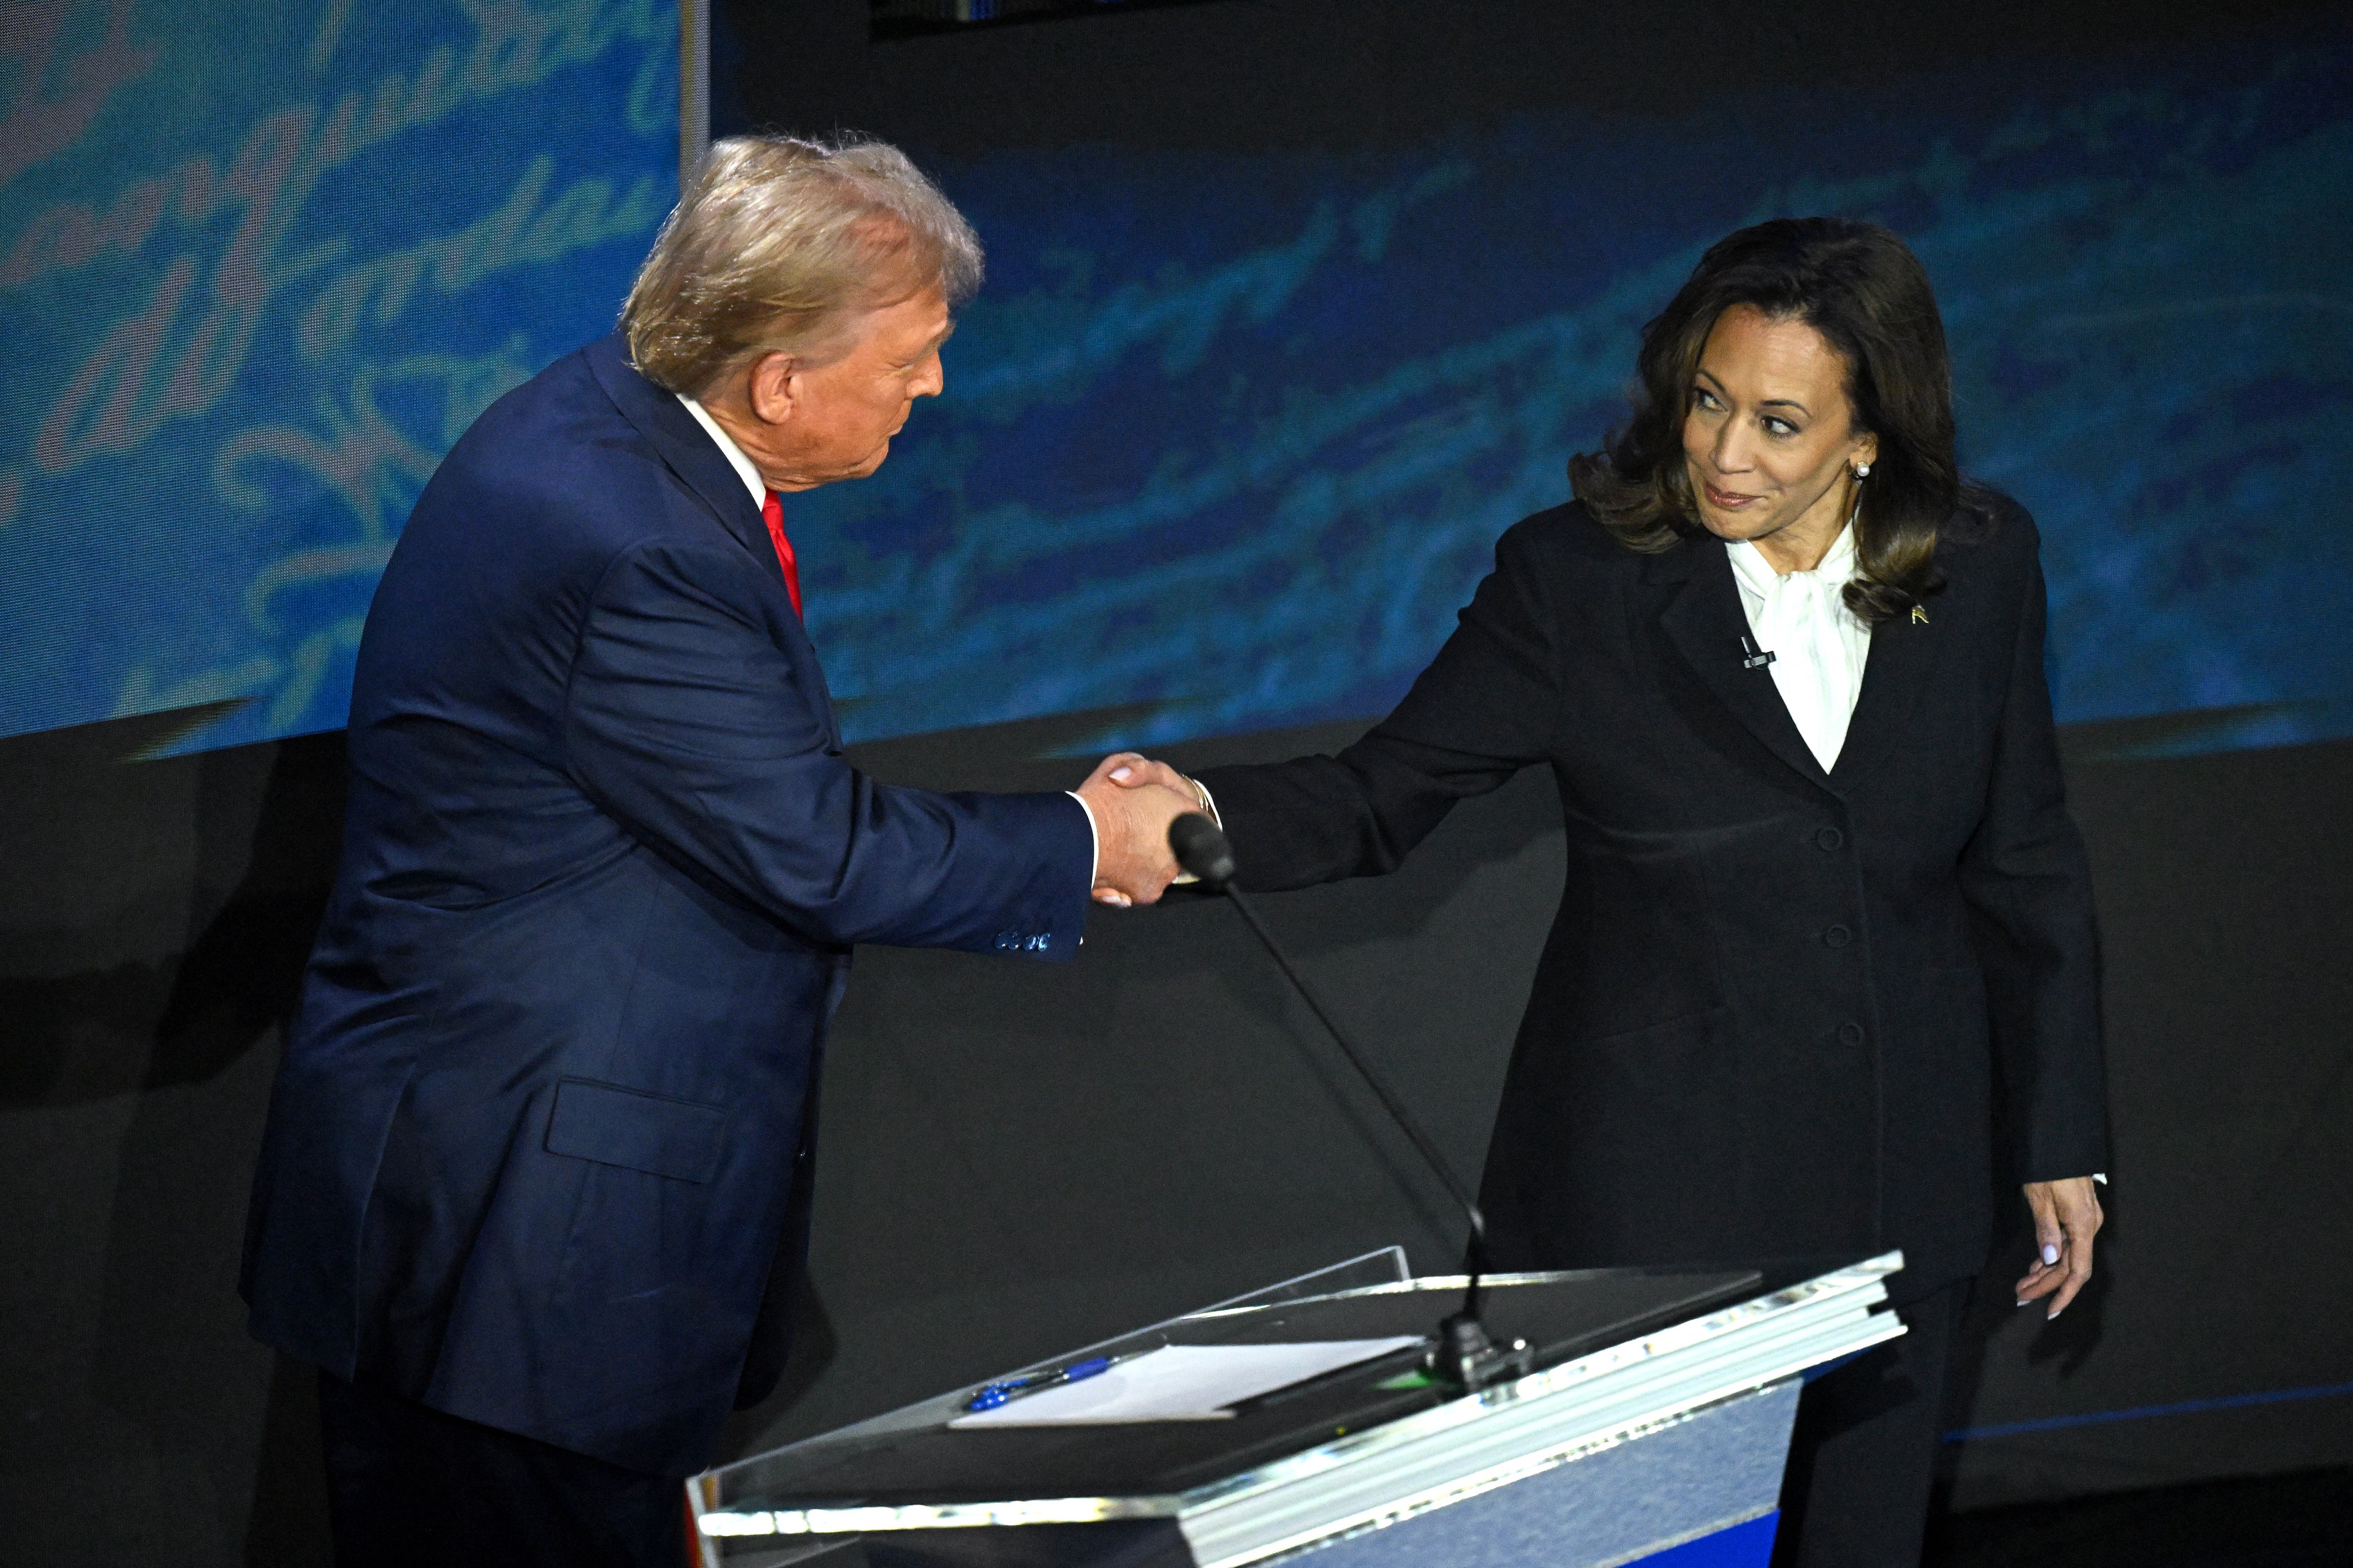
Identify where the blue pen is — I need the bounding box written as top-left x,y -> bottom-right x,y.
963,1347 -> 1148,1412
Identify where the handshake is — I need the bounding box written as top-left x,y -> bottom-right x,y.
1073,751 -> 1214,907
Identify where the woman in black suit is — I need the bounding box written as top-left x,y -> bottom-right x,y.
1113,218 -> 2109,1566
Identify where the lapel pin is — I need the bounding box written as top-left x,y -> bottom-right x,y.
1911,605 -> 1930,625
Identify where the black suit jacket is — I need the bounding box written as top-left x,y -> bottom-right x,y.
1198,495 -> 2107,1296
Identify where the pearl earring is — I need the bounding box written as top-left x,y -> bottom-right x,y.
1852,462 -> 1871,478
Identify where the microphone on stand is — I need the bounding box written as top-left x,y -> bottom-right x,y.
1167,812 -> 1534,1392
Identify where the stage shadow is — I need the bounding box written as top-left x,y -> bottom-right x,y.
83,732 -> 346,1565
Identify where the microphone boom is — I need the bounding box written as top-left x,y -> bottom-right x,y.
1166,812 -> 1533,1391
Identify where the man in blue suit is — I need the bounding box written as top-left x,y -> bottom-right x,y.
241,135 -> 1197,1567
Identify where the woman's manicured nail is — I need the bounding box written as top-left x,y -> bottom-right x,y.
2041,1244 -> 2060,1265
2015,1298 -> 2029,1308
1110,767 -> 1132,781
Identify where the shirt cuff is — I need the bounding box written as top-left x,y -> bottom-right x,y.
1190,777 -> 1222,828
1167,776 -> 1221,885
1066,790 -> 1100,887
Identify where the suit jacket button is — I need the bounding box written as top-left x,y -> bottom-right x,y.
1816,827 -> 1844,851
1823,924 -> 1852,949
1838,1021 -> 1865,1047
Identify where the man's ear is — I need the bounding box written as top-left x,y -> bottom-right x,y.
745,351 -> 798,426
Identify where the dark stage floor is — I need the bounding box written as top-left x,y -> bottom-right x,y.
1925,1468 -> 2353,1567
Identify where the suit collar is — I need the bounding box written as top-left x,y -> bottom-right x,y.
1655,533 -> 1835,790
582,334 -> 840,749
583,333 -> 774,568
1828,585 -> 1941,785
1651,530 -> 1945,791
676,392 -> 770,508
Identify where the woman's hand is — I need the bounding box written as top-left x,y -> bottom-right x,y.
1096,752 -> 1199,801
2015,1176 -> 2104,1320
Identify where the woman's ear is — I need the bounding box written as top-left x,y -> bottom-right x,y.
1852,432 -> 1880,475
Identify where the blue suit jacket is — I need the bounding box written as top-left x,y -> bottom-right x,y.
241,333 -> 1093,1475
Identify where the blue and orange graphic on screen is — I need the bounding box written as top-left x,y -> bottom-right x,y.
3,6 -> 2348,758
0,1 -> 676,750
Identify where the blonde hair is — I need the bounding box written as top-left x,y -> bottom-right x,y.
621,134 -> 982,397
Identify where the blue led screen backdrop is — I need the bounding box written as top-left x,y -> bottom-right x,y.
0,0 -> 678,750
2,9 -> 2346,758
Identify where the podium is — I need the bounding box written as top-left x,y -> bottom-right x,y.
692,1250 -> 1904,1568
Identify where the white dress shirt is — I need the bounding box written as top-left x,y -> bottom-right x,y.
676,395 -> 1104,884
678,395 -> 767,506
1726,522 -> 1872,773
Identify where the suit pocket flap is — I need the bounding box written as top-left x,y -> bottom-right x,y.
545,1078 -> 726,1183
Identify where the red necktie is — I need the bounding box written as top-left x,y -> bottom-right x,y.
761,490 -> 802,618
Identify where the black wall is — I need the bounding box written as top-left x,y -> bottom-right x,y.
6,702 -> 2350,1562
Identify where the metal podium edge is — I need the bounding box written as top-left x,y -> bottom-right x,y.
1178,1260 -> 1903,1566
695,1254 -> 1904,1551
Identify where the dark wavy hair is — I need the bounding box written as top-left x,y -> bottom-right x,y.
1569,217 -> 1972,622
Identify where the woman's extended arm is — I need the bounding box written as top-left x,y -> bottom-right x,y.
1188,518 -> 1570,892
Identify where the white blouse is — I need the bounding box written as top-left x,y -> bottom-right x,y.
1726,523 -> 1872,772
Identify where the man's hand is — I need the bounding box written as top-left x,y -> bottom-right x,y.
2015,1176 -> 2104,1320
1076,752 -> 1201,907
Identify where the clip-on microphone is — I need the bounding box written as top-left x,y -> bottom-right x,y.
1167,812 -> 1534,1393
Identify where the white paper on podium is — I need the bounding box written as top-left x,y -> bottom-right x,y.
947,1338 -> 1425,1428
